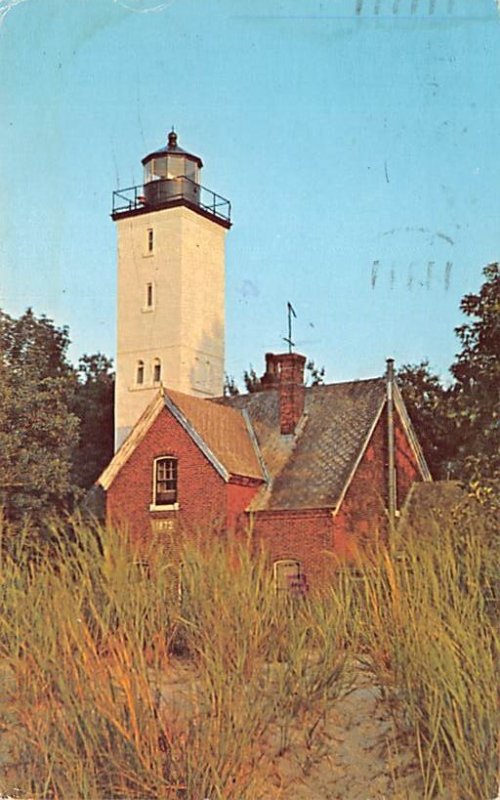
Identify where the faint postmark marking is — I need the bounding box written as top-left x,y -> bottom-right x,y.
355,0 -> 458,14
370,259 -> 453,290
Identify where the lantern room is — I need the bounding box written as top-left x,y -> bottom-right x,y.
141,130 -> 203,207
111,130 -> 231,227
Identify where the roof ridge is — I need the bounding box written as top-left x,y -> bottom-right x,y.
217,376 -> 385,406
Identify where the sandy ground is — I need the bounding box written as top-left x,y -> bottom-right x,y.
0,660 -> 424,799
157,659 -> 424,800
265,680 -> 421,799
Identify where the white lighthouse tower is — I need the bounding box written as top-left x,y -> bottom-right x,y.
112,131 -> 231,449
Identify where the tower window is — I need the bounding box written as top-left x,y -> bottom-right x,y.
153,358 -> 161,384
147,228 -> 154,253
153,457 -> 178,507
146,282 -> 154,309
136,360 -> 144,385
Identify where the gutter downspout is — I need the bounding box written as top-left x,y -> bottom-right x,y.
386,358 -> 397,527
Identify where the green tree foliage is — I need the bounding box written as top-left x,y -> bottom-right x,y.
396,361 -> 455,480
71,353 -> 114,492
450,262 -> 500,490
396,265 -> 500,495
0,308 -> 79,523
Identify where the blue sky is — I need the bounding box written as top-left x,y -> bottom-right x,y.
1,0 -> 499,387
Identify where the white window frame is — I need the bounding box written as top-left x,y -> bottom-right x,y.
150,456 -> 179,511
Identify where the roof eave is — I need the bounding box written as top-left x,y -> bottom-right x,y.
98,392 -> 165,491
141,150 -> 203,168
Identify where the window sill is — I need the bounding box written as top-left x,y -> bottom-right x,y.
142,306 -> 155,313
149,502 -> 179,512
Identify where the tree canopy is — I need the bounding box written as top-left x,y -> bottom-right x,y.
397,263 -> 499,495
71,353 -> 114,492
0,309 -> 79,523
0,309 -> 115,524
450,262 -> 500,490
396,361 -> 454,480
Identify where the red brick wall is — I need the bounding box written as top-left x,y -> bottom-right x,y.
332,406 -> 425,558
394,409 -> 422,508
333,414 -> 387,558
227,478 -> 262,531
106,408 -> 227,546
250,508 -> 334,588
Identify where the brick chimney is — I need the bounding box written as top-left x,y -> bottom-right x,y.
276,352 -> 306,435
261,353 -> 280,389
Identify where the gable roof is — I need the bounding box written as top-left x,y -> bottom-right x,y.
165,389 -> 264,480
98,388 -> 264,492
99,392 -> 165,491
99,374 -> 430,510
216,378 -> 387,510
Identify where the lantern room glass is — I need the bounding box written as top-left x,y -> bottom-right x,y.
144,155 -> 199,185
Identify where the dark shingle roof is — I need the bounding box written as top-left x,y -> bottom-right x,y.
215,378 -> 386,510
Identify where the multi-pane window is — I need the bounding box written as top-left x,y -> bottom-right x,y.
153,358 -> 161,384
136,360 -> 144,385
154,457 -> 178,506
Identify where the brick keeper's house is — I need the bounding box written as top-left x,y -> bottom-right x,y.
96,351 -> 431,590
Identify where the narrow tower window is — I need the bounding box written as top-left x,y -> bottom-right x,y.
146,282 -> 154,309
147,228 -> 154,253
136,360 -> 144,385
153,358 -> 161,384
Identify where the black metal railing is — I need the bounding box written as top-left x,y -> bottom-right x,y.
112,176 -> 231,224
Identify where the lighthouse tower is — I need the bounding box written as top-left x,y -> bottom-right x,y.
112,131 -> 231,449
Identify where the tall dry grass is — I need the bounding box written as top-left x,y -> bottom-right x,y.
348,506 -> 498,799
0,520 -> 182,798
166,534 -> 358,797
0,507 -> 496,798
0,520 -> 356,799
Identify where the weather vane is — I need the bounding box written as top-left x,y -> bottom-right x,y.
283,301 -> 297,354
